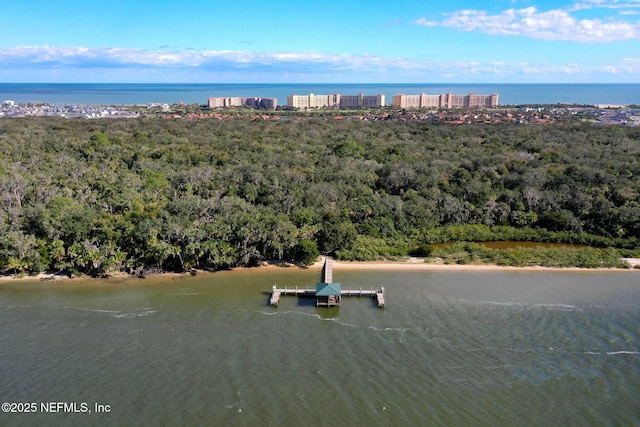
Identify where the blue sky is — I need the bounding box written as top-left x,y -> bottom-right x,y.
1,0 -> 639,83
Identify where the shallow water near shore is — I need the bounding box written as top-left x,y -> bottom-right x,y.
1,269 -> 639,426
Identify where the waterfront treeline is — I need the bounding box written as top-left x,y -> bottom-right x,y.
0,117 -> 639,275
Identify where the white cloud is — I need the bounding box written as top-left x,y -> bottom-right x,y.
415,5 -> 640,42
0,46 -> 396,71
0,45 -> 639,83
413,18 -> 437,27
571,0 -> 640,11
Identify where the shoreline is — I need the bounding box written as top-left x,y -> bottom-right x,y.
1,258 -> 638,283
301,257 -> 640,273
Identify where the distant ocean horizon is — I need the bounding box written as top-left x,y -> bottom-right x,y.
1,83 -> 639,106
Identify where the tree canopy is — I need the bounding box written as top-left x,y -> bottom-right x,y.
0,116 -> 638,275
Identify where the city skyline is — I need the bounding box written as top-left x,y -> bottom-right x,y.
1,0 -> 640,83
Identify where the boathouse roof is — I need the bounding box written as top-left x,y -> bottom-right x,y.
316,282 -> 341,296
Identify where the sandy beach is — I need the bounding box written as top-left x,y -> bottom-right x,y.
304,257 -> 640,273
1,257 -> 638,283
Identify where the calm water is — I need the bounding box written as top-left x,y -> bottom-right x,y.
1,269 -> 639,426
1,83 -> 639,106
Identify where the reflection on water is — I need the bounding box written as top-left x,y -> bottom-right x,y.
1,269 -> 639,425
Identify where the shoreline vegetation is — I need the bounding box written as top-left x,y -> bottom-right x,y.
1,116 -> 639,279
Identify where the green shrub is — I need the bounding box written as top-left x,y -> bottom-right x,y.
408,244 -> 434,257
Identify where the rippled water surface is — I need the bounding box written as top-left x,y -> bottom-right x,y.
1,269 -> 639,426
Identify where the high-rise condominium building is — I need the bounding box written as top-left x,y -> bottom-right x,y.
392,93 -> 499,109
287,93 -> 386,109
208,97 -> 277,109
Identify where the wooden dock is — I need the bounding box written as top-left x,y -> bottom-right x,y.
269,258 -> 385,308
269,285 -> 385,307
323,258 -> 333,284
341,286 -> 385,308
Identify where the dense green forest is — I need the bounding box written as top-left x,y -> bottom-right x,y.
0,116 -> 639,276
